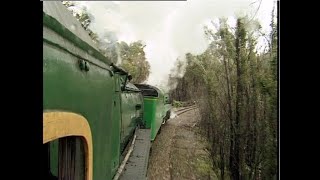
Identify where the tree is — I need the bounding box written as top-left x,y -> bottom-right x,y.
169,15 -> 277,180
119,41 -> 150,83
63,1 -> 151,82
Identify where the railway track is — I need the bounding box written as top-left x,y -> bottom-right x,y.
162,105 -> 197,125
174,104 -> 198,116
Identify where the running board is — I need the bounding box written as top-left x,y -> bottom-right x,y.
119,129 -> 151,180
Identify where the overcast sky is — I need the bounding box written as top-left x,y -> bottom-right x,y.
73,0 -> 277,87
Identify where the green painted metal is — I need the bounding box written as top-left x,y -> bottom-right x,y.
120,88 -> 143,152
110,73 -> 121,176
137,85 -> 169,141
43,4 -> 143,179
43,2 -> 169,180
44,41 -> 115,179
143,97 -> 162,140
142,98 -> 156,129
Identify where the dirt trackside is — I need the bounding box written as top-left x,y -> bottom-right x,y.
147,108 -> 218,180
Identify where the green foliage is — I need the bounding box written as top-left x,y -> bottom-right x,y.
169,16 -> 277,180
195,156 -> 214,176
173,100 -> 183,108
62,2 -> 150,83
62,1 -> 74,8
119,41 -> 150,83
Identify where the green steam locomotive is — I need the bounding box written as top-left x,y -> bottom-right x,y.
43,2 -> 171,180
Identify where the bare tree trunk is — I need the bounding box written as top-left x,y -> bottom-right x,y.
230,18 -> 244,180
247,41 -> 258,180
223,56 -> 233,122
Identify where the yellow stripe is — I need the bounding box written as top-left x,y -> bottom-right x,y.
43,111 -> 93,180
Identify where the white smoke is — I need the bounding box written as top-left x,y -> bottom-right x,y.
170,109 -> 177,119
72,0 -> 274,87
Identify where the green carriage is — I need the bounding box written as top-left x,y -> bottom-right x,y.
134,84 -> 172,141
